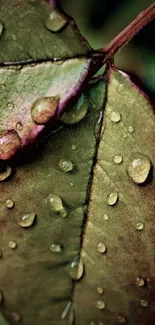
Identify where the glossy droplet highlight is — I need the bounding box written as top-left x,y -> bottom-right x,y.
128,125 -> 134,133
58,159 -> 74,173
97,287 -> 104,294
45,9 -> 68,33
96,300 -> 106,310
97,242 -> 107,254
110,111 -> 121,123
136,222 -> 144,231
0,165 -> 12,182
6,199 -> 14,209
136,276 -> 145,287
61,301 -> 72,320
0,21 -> 3,37
49,243 -> 62,253
9,240 -> 17,249
70,256 -> 84,280
140,299 -> 148,307
16,122 -> 23,131
7,102 -> 14,110
31,96 -> 59,125
61,94 -> 88,124
127,154 -> 151,184
18,213 -> 36,228
103,214 -> 109,221
71,145 -> 77,150
118,84 -> 124,92
114,155 -> 123,164
10,311 -> 21,322
47,193 -> 67,217
107,191 -> 118,206
0,130 -> 21,160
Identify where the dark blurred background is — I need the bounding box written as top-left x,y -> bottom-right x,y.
60,0 -> 155,101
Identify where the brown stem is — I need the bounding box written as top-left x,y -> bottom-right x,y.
99,2 -> 155,63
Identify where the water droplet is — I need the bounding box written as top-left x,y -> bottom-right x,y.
10,311 -> 21,322
16,122 -> 23,131
45,9 -> 68,33
58,159 -> 74,173
49,243 -> 62,253
69,182 -> 74,187
96,300 -> 106,310
60,94 -> 88,124
47,193 -> 67,217
61,301 -> 72,320
127,154 -> 151,184
117,315 -> 126,323
136,222 -> 144,231
0,165 -> 12,182
97,242 -> 107,254
123,132 -> 127,138
71,145 -> 77,150
6,199 -> 14,209
128,125 -> 134,133
0,290 -> 3,304
31,96 -> 59,125
70,256 -> 84,280
8,240 -> 17,249
0,130 -> 21,160
107,191 -> 118,206
7,102 -> 14,110
140,299 -> 148,307
97,287 -> 104,294
110,111 -> 121,123
114,155 -> 123,164
118,84 -> 124,92
103,214 -> 109,221
18,212 -> 36,228
0,21 -> 3,37
136,276 -> 145,287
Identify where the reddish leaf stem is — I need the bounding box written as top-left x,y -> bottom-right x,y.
100,3 -> 155,63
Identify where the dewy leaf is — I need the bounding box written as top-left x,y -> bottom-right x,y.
0,80 -> 105,324
73,68 -> 155,325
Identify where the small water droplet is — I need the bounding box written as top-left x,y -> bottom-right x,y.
18,212 -> 36,228
47,193 -> 67,217
118,84 -> 124,92
70,256 -> 84,280
136,276 -> 145,287
114,155 -> 123,164
110,111 -> 121,123
117,315 -> 126,323
0,21 -> 3,37
0,165 -> 12,182
0,130 -> 21,160
127,154 -> 151,184
97,242 -> 107,254
58,159 -> 74,173
97,287 -> 104,294
60,94 -> 88,124
103,214 -> 109,221
7,102 -> 14,110
71,145 -> 77,150
31,96 -> 59,125
10,311 -> 21,322
123,132 -> 127,138
6,199 -> 14,209
69,182 -> 74,187
96,300 -> 106,310
140,299 -> 148,307
136,222 -> 144,231
107,191 -> 118,206
45,9 -> 68,33
8,240 -> 17,249
16,122 -> 23,131
49,243 -> 62,253
128,125 -> 134,133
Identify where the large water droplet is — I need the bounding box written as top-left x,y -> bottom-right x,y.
60,94 -> 88,124
45,9 -> 68,33
140,299 -> 148,307
0,165 -> 12,182
136,222 -> 144,231
97,242 -> 107,254
97,287 -> 104,294
136,276 -> 145,287
6,199 -> 14,209
49,243 -> 62,253
0,21 -> 3,37
127,154 -> 151,184
107,191 -> 118,206
110,111 -> 121,123
47,193 -> 67,217
18,213 -> 36,228
0,130 -> 21,160
31,96 -> 59,125
58,159 -> 74,173
96,300 -> 106,310
70,256 -> 84,280
10,311 -> 21,322
114,155 -> 123,164
8,240 -> 17,249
